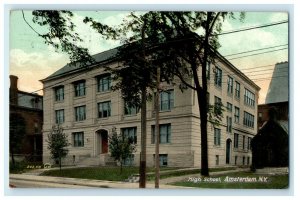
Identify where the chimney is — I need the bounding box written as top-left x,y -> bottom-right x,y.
10,75 -> 18,105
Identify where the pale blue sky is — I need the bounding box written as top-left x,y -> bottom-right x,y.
9,11 -> 288,103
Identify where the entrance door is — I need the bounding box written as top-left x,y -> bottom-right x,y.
101,131 -> 108,154
226,139 -> 232,164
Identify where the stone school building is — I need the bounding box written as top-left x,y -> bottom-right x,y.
41,47 -> 260,168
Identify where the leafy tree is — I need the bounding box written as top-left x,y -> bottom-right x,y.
47,125 -> 70,170
9,113 -> 26,166
119,11 -> 244,176
108,127 -> 136,174
28,10 -> 244,178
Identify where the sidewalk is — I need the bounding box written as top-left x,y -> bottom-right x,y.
149,168 -> 250,185
11,167 -> 251,188
9,174 -> 188,189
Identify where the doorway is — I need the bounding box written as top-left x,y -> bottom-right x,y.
96,129 -> 108,154
226,139 -> 232,164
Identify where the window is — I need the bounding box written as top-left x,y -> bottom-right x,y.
243,156 -> 245,165
235,156 -> 238,165
124,102 -> 139,115
244,88 -> 255,107
123,154 -> 134,166
243,111 -> 255,128
73,132 -> 84,147
160,90 -> 174,111
34,122 -> 38,134
242,135 -> 246,150
227,76 -> 233,94
214,66 -> 222,87
226,116 -> 232,133
75,105 -> 86,121
74,80 -> 86,97
215,155 -> 219,165
214,128 -> 221,146
206,62 -> 210,80
97,74 -> 111,92
258,112 -> 263,121
247,157 -> 250,165
54,86 -> 64,101
234,133 -> 239,148
55,109 -> 64,124
227,102 -> 232,112
235,81 -> 240,98
214,96 -> 222,115
234,106 -> 240,123
159,154 -> 168,166
122,127 -> 137,144
247,137 -> 252,150
98,101 -> 111,118
151,124 -> 171,144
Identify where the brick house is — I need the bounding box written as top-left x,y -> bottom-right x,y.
41,47 -> 260,168
9,75 -> 43,162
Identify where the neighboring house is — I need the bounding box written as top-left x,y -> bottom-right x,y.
9,75 -> 43,162
41,47 -> 260,168
258,62 -> 288,131
252,108 -> 288,169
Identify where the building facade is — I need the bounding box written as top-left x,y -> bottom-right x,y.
41,48 -> 259,168
9,75 -> 43,162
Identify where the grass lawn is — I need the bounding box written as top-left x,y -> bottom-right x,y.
170,172 -> 289,189
147,167 -> 237,181
40,166 -> 177,181
41,166 -> 238,182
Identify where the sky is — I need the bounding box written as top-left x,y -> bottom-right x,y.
9,11 -> 288,104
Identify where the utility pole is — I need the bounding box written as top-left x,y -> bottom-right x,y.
139,21 -> 147,188
155,66 -> 160,188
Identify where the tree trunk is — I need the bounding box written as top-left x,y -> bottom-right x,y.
59,157 -> 62,171
191,61 -> 209,176
198,90 -> 209,176
11,152 -> 15,166
139,20 -> 147,188
198,12 -> 213,176
120,160 -> 123,174
139,87 -> 147,188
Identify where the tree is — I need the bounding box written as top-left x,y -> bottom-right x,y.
121,11 -> 244,176
47,125 -> 70,170
108,127 -> 136,174
9,113 -> 26,166
28,10 -> 244,177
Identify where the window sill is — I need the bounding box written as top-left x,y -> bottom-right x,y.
159,109 -> 173,113
96,90 -> 111,95
74,95 -> 86,100
74,120 -> 86,125
150,143 -> 171,145
98,117 -> 110,120
213,145 -> 222,148
124,114 -> 138,117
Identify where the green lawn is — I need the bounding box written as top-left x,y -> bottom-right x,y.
40,166 -> 177,181
40,166 -> 238,182
147,167 -> 237,181
170,172 -> 289,189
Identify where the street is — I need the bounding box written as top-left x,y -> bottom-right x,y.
9,178 -> 99,188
